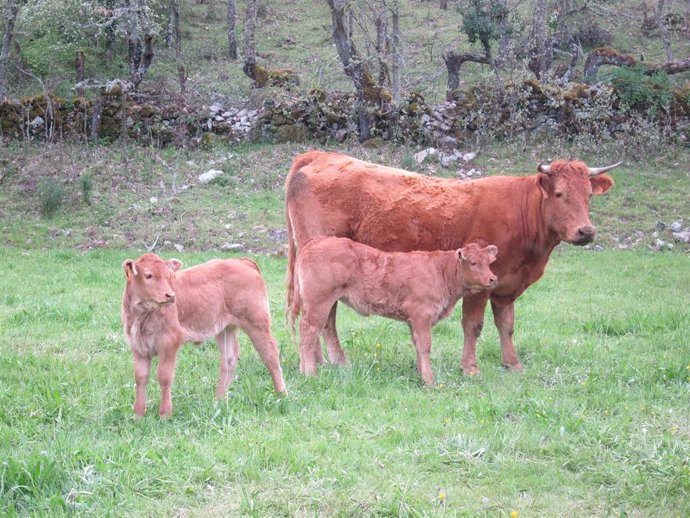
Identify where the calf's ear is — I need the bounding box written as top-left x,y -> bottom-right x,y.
590,174 -> 613,195
122,259 -> 138,279
166,259 -> 182,273
484,245 -> 498,263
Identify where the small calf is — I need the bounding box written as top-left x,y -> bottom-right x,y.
289,237 -> 498,384
122,253 -> 286,417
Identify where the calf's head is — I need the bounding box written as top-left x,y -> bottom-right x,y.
537,160 -> 619,245
123,253 -> 182,310
458,243 -> 498,293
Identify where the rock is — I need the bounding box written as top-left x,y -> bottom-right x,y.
362,137 -> 384,149
440,150 -> 462,168
670,221 -> 683,232
414,150 -> 429,163
462,152 -> 477,162
149,196 -> 158,204
672,230 -> 690,243
174,243 -> 184,253
29,116 -> 44,128
209,103 -> 223,115
655,221 -> 666,231
275,124 -> 306,143
221,243 -> 245,252
437,135 -> 458,150
198,169 -> 224,184
269,229 -> 287,242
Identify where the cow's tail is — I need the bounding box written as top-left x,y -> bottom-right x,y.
286,259 -> 301,346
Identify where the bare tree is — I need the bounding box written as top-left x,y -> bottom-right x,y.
654,0 -> 674,62
0,0 -> 20,100
169,0 -> 186,92
390,2 -> 401,105
528,0 -> 551,79
125,0 -> 156,89
227,0 -> 238,60
242,0 -> 258,79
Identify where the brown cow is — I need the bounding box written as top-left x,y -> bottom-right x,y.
285,151 -> 620,375
121,253 -> 286,417
289,237 -> 498,384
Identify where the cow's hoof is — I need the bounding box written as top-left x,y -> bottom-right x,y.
462,365 -> 480,377
503,362 -> 524,372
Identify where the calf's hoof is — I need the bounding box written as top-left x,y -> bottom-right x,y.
503,361 -> 524,372
462,365 -> 481,377
133,404 -> 147,418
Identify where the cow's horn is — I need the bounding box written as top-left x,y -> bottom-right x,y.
588,161 -> 623,176
538,162 -> 551,175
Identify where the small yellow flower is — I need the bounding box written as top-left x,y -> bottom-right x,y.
437,489 -> 446,503
511,511 -> 518,518
438,383 -> 446,389
376,343 -> 382,349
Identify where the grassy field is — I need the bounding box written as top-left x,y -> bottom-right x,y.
0,244 -> 689,517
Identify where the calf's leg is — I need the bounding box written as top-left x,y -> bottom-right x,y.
321,302 -> 347,365
491,300 -> 523,371
133,352 -> 151,417
157,348 -> 178,418
299,305 -> 331,376
215,326 -> 240,398
244,325 -> 286,393
409,318 -> 434,385
461,292 -> 491,376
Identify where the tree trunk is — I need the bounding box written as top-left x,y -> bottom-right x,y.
584,47 -> 690,78
0,0 -> 20,100
170,0 -> 185,93
105,0 -> 116,60
227,0 -> 238,60
528,0 -> 551,79
127,0 -> 155,89
440,0 -> 448,9
391,4 -> 401,105
655,0 -> 674,61
242,0 -> 258,78
443,50 -> 489,100
165,0 -> 176,48
375,4 -> 389,87
75,49 -> 85,97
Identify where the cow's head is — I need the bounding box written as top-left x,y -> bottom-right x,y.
537,160 -> 619,245
458,243 -> 498,293
123,253 -> 182,309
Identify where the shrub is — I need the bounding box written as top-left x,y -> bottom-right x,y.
605,66 -> 675,114
79,173 -> 93,205
38,178 -> 65,218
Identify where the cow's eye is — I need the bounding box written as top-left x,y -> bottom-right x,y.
555,191 -> 563,198
471,261 -> 477,267
145,274 -> 153,279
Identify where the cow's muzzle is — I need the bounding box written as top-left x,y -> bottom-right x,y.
159,292 -> 176,305
572,226 -> 595,245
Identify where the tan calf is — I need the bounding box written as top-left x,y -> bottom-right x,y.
289,237 -> 498,384
122,253 -> 286,417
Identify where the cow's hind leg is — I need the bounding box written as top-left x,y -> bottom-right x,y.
244,324 -> 287,393
215,326 -> 240,399
157,347 -> 179,418
133,352 -> 151,417
321,302 -> 347,365
461,292 -> 491,376
409,318 -> 434,385
491,300 -> 523,372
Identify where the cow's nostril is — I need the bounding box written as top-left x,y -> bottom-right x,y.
166,292 -> 175,300
578,226 -> 595,237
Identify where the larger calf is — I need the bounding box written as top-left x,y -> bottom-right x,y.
289,237 -> 497,384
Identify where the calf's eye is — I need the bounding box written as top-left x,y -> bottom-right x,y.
145,274 -> 153,279
555,191 -> 563,198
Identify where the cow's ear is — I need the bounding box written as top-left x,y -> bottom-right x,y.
458,247 -> 467,261
484,245 -> 498,263
123,259 -> 138,279
537,174 -> 550,199
590,174 -> 613,195
166,259 -> 182,273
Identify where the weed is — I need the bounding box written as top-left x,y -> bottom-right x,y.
79,173 -> 93,205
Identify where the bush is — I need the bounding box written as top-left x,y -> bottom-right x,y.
38,178 -> 65,218
606,66 -> 675,114
79,173 -> 93,205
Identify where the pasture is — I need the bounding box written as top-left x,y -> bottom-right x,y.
1,245 -> 688,516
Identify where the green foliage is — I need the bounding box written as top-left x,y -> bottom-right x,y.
460,0 -> 512,56
606,66 -> 675,114
37,178 -> 65,218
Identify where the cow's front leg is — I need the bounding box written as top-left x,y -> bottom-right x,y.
461,292 -> 491,376
157,348 -> 178,418
215,326 -> 240,398
409,318 -> 434,385
321,302 -> 347,365
133,352 -> 151,417
491,300 -> 523,371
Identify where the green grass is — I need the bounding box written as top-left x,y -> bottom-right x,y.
0,246 -> 688,516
